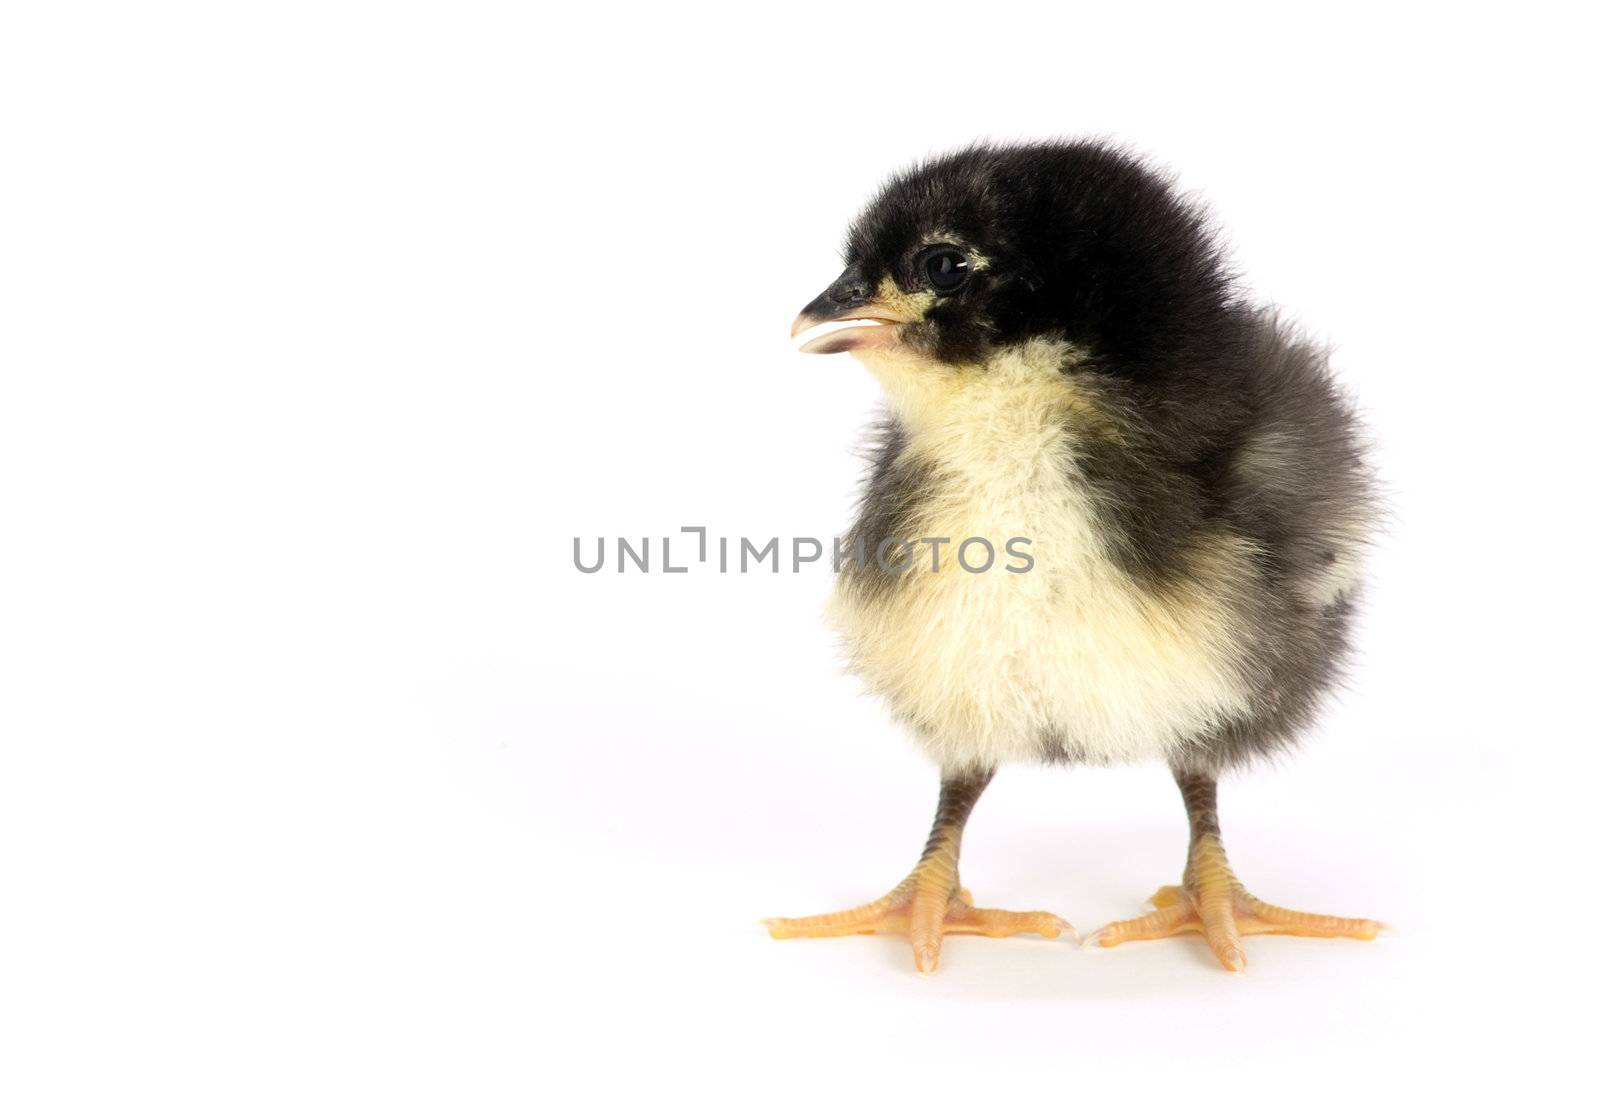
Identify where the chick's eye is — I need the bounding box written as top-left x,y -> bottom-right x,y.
922,248 -> 970,294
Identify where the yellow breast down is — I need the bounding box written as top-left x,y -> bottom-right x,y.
831,340 -> 1260,770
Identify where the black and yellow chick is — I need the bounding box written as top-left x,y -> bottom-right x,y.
769,141 -> 1381,973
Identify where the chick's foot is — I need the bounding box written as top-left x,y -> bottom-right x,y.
765,879 -> 1071,974
1087,836 -> 1382,971
766,770 -> 1070,973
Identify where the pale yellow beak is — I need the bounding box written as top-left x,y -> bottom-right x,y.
790,302 -> 913,354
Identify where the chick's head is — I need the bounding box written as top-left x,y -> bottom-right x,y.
792,142 -> 1237,396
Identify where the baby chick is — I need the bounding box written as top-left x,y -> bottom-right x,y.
769,141 -> 1380,973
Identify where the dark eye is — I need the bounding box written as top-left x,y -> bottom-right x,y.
921,247 -> 971,294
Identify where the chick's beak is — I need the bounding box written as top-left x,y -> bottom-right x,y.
791,266 -> 912,354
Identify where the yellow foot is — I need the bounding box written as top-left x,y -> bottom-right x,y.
765,885 -> 1072,974
1088,883 -> 1383,971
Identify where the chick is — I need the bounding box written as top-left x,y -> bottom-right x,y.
769,141 -> 1380,973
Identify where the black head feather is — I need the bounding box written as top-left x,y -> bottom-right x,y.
844,141 -> 1247,378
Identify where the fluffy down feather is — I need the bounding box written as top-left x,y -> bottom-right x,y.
827,142 -> 1375,773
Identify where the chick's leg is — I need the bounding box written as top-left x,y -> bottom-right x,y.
764,769 -> 1071,973
1090,769 -> 1381,971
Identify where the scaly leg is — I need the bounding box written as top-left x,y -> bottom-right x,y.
764,770 -> 1072,973
1089,769 -> 1381,971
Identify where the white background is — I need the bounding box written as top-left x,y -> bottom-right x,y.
3,2 -> 1596,1096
